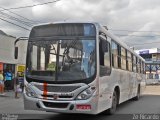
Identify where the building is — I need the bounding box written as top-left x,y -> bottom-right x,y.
0,30 -> 27,89
135,48 -> 160,80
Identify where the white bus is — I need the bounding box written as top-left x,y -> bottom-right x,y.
15,22 -> 146,114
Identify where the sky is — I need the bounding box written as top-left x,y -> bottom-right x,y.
0,0 -> 160,50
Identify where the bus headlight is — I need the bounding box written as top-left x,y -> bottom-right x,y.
25,85 -> 37,98
76,87 -> 96,100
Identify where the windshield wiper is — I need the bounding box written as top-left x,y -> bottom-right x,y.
27,75 -> 55,81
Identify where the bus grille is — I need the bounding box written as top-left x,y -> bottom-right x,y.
41,94 -> 73,98
43,101 -> 69,108
35,85 -> 80,92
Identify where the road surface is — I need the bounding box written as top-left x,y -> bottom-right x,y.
0,85 -> 160,120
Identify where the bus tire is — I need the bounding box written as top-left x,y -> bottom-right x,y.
104,90 -> 118,115
133,85 -> 140,101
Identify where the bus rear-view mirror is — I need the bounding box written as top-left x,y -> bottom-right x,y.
14,47 -> 18,59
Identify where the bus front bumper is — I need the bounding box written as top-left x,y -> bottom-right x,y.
23,94 -> 98,114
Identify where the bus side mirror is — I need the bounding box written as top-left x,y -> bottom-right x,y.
14,47 -> 18,59
14,37 -> 28,59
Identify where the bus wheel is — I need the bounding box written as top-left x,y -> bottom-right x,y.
104,90 -> 117,115
133,85 -> 140,101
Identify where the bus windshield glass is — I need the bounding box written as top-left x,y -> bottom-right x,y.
26,23 -> 96,83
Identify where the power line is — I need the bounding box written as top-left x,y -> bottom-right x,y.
0,12 -> 33,27
126,41 -> 160,46
109,29 -> 160,33
0,0 -> 61,11
115,34 -> 160,37
0,7 -> 39,24
0,17 -> 30,31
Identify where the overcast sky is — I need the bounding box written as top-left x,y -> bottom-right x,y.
0,0 -> 160,50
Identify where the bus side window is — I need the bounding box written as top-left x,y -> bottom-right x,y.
133,55 -> 136,72
99,38 -> 111,77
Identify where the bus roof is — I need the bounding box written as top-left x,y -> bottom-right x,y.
30,21 -> 145,62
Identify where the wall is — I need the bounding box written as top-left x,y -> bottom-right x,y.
0,34 -> 27,65
0,34 -> 16,63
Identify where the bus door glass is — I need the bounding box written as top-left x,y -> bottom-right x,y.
99,36 -> 111,76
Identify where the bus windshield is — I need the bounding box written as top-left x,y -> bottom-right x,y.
26,23 -> 96,83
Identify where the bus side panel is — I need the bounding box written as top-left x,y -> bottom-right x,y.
97,68 -> 144,113
97,75 -> 114,113
97,69 -> 127,113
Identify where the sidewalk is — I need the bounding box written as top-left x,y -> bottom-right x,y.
146,79 -> 160,85
143,85 -> 160,95
0,90 -> 23,98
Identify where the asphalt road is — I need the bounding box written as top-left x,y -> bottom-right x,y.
0,86 -> 160,120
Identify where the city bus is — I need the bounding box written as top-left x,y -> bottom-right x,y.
15,22 -> 146,114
